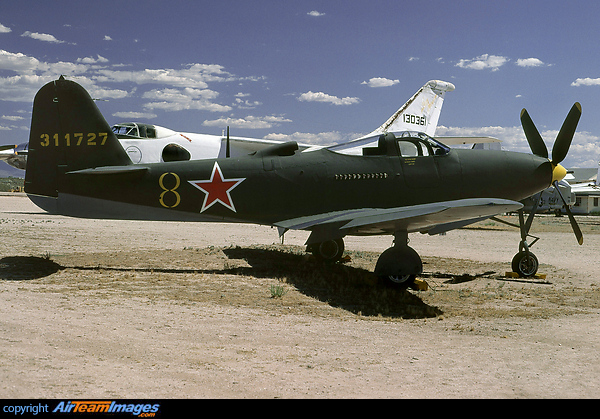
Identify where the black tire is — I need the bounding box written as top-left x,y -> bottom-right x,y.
511,251 -> 539,277
311,238 -> 344,263
382,274 -> 416,289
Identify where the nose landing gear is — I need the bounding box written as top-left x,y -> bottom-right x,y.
509,208 -> 541,277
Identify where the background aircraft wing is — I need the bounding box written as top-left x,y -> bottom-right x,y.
221,137 -> 312,158
275,198 -> 522,244
435,136 -> 501,145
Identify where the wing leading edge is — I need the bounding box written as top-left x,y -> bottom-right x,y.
275,198 -> 523,244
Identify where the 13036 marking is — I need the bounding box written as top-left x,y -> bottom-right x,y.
402,114 -> 426,126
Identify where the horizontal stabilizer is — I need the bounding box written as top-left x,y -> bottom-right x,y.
66,165 -> 149,175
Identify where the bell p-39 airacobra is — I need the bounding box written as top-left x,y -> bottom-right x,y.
24,77 -> 583,287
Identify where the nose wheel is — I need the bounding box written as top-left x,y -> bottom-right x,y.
511,250 -> 539,277
492,208 -> 541,278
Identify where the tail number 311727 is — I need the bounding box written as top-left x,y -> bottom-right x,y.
40,132 -> 108,147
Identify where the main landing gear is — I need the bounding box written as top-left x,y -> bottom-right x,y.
308,231 -> 423,289
307,238 -> 345,263
374,231 -> 422,288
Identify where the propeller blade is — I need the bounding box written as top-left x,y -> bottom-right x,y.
0,144 -> 17,152
551,102 -> 581,165
554,180 -> 583,245
520,109 -> 548,159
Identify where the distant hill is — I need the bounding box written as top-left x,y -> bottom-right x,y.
0,165 -> 24,178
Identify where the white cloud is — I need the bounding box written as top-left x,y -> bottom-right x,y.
203,115 -> 291,129
571,77 -> 600,87
0,50 -> 47,73
2,115 -> 24,121
89,87 -> 129,100
112,111 -> 157,120
307,11 -> 325,17
0,23 -> 11,33
264,131 -> 355,146
235,97 -> 262,109
436,125 -> 600,168
0,74 -> 55,102
456,54 -> 508,71
21,31 -> 65,44
0,49 -> 265,121
103,35 -> 113,41
96,64 -> 235,89
142,87 -> 231,112
516,58 -> 545,67
361,77 -> 399,88
77,55 -> 109,64
298,91 -> 360,106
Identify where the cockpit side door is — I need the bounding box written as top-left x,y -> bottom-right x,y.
397,136 -> 441,189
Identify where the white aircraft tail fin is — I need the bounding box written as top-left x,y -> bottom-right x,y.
365,80 -> 455,138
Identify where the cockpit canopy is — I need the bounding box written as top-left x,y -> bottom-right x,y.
112,122 -> 176,140
327,131 -> 450,157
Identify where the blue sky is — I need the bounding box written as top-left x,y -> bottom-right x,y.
2,0 -> 600,174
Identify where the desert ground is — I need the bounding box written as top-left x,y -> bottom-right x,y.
0,192 -> 599,398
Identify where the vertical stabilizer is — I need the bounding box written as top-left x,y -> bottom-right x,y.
25,77 -> 131,199
365,80 -> 455,138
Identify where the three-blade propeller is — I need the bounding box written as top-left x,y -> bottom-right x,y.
520,103 -> 583,245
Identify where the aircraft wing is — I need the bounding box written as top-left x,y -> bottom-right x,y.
275,198 -> 522,244
0,144 -> 27,170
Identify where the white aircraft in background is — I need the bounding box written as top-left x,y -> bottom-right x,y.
0,79 -> 496,169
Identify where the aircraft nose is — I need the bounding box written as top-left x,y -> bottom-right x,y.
552,163 -> 567,183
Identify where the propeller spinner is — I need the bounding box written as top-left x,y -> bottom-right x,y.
520,103 -> 583,245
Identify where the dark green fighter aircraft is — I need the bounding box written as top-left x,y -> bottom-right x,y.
24,77 -> 583,287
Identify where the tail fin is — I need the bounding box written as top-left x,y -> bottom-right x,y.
25,77 -> 131,198
364,80 -> 455,138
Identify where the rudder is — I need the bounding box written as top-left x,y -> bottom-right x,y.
365,80 -> 455,138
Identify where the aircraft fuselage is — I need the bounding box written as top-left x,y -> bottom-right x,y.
28,140 -> 551,232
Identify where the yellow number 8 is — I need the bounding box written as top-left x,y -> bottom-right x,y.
159,172 -> 181,208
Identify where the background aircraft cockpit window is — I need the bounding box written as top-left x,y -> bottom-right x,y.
112,124 -> 140,137
112,123 -> 158,139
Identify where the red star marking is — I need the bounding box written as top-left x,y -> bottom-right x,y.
189,162 -> 245,213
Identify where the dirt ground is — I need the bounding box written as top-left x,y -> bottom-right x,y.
1,193 -> 599,398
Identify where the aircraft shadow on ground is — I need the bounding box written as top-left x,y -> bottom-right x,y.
222,247 -> 443,319
0,248 -> 444,319
0,256 -> 62,281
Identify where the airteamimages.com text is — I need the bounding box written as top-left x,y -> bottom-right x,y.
2,400 -> 162,417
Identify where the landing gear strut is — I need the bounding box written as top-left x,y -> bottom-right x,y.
513,208 -> 540,277
375,231 -> 422,288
